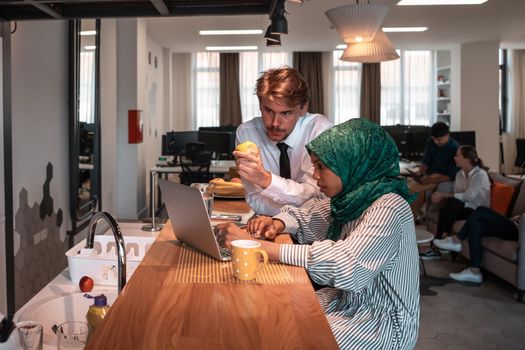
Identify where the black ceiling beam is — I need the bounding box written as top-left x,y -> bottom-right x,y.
150,0 -> 171,16
24,0 -> 63,19
0,1 -> 271,21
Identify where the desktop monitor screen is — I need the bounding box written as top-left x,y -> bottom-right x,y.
162,131 -> 199,157
450,131 -> 476,148
198,131 -> 236,159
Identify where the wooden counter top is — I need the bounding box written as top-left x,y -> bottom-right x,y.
86,210 -> 338,349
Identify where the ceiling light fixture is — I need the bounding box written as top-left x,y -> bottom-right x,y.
382,26 -> 428,32
267,37 -> 282,47
84,45 -> 96,50
264,25 -> 281,42
270,0 -> 288,35
199,29 -> 263,35
80,30 -> 96,36
397,0 -> 488,5
325,2 -> 389,44
205,46 -> 258,51
340,30 -> 399,63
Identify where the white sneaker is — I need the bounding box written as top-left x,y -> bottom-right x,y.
449,268 -> 483,283
433,237 -> 462,252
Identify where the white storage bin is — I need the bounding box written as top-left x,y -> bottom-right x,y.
66,235 -> 155,286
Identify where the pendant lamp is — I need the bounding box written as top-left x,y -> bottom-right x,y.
340,30 -> 399,63
325,2 -> 388,44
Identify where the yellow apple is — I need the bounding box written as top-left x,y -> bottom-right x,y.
235,141 -> 259,156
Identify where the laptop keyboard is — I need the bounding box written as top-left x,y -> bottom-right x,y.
219,246 -> 232,259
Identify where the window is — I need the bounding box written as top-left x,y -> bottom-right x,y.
332,50 -> 361,125
193,52 -> 220,128
239,52 -> 291,122
79,51 -> 95,123
381,50 -> 433,126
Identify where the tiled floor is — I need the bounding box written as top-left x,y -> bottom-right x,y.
416,251 -> 525,350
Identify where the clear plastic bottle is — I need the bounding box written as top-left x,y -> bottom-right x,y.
85,294 -> 111,334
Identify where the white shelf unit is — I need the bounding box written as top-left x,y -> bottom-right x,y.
435,51 -> 452,125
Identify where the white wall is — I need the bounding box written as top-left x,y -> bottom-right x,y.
100,19 -> 118,216
141,34 -> 165,216
459,41 -> 500,171
114,18 -> 166,219
450,45 -> 461,132
116,19 -> 140,219
11,20 -> 70,308
171,53 -> 192,131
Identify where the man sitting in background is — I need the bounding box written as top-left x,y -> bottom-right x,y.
234,67 -> 332,216
409,122 -> 459,258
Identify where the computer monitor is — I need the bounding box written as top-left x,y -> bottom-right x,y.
450,131 -> 476,148
383,125 -> 431,161
198,130 -> 236,160
383,125 -> 406,153
404,126 -> 431,161
162,131 -> 199,161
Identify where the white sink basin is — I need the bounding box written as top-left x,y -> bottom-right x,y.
16,292 -> 118,348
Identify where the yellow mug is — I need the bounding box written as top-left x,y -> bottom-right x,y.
231,240 -> 269,281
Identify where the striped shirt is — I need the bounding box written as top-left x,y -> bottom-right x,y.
275,193 -> 420,350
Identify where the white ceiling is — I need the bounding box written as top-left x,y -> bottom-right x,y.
144,0 -> 525,52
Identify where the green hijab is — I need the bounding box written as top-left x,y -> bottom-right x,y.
306,118 -> 410,241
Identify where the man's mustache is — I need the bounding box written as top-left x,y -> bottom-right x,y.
269,127 -> 285,133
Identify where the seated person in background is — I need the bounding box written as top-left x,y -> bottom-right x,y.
234,67 -> 332,216
433,206 -> 520,283
409,122 -> 459,220
424,145 -> 490,259
218,119 -> 419,349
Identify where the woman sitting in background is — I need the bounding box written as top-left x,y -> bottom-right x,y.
427,145 -> 490,259
217,119 -> 420,350
434,206 -> 520,283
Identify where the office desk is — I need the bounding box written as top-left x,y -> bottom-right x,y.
149,160 -> 236,216
86,220 -> 338,349
151,160 -> 236,175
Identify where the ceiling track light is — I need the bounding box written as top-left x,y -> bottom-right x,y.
269,0 -> 288,35
264,25 -> 281,42
266,38 -> 282,47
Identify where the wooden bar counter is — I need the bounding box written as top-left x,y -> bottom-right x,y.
86,202 -> 338,349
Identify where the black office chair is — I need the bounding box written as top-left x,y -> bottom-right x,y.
515,138 -> 525,175
179,142 -> 214,185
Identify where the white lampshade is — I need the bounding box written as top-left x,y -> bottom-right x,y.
325,3 -> 388,44
340,30 -> 400,63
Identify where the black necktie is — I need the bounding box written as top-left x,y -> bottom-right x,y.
277,142 -> 291,179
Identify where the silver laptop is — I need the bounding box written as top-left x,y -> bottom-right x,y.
158,179 -> 231,261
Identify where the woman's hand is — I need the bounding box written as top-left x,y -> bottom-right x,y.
247,216 -> 284,240
215,222 -> 252,248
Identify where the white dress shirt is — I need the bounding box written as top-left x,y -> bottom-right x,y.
236,112 -> 332,216
453,166 -> 491,209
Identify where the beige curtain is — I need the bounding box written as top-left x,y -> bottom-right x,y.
504,50 -> 525,174
219,53 -> 242,126
360,63 -> 381,123
293,52 -> 324,114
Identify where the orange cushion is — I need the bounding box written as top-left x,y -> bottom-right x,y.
490,182 -> 515,216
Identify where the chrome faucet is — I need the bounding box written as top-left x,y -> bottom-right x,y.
86,212 -> 127,293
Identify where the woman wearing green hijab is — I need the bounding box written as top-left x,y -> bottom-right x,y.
218,118 -> 420,349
